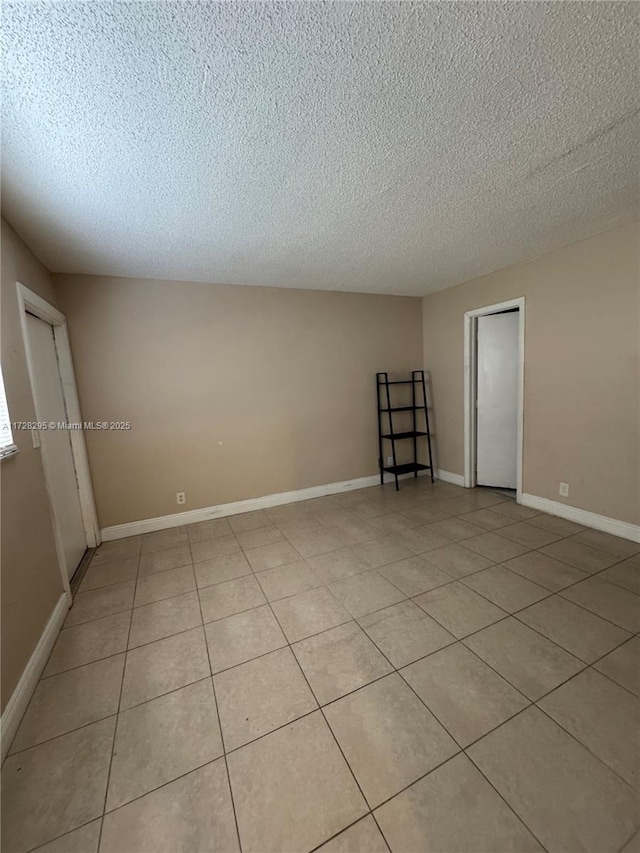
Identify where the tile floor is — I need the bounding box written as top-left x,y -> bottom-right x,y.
2,478 -> 640,853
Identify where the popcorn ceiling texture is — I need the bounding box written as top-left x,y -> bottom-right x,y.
2,1 -> 638,295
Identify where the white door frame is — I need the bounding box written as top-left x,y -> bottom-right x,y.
464,297 -> 525,501
17,283 -> 100,594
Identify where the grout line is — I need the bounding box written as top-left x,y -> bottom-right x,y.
24,817 -> 104,853
192,545 -> 243,853
532,701 -> 639,793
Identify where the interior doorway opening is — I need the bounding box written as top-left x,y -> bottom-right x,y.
17,283 -> 100,597
464,297 -> 525,502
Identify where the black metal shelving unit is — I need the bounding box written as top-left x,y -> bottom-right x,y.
376,370 -> 434,491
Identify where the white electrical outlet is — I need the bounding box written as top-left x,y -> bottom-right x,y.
559,482 -> 569,497
176,491 -> 186,505
387,456 -> 393,465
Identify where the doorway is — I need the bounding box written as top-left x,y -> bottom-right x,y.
464,297 -> 525,500
17,283 -> 99,593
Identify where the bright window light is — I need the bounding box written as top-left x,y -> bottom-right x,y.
0,367 -> 18,458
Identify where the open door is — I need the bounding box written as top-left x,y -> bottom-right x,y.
25,312 -> 87,579
476,311 -> 519,489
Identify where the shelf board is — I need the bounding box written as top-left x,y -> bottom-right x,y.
380,406 -> 425,412
381,431 -> 427,440
383,462 -> 431,476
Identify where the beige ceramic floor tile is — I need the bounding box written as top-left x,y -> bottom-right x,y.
432,498 -> 478,516
44,611 -> 130,676
187,517 -> 233,543
255,560 -> 322,601
427,517 -> 487,542
101,760 -> 239,853
139,544 -> 192,576
540,539 -> 619,573
358,600 -> 455,667
316,816 -> 388,853
272,587 -> 351,642
350,537 -> 414,569
401,644 -> 528,746
193,552 -> 252,588
120,626 -> 210,709
307,548 -> 369,583
468,707 -> 639,853
404,505 -> 451,525
594,636 -> 640,697
204,605 -> 287,673
329,571 -> 405,617
375,753 -> 542,853
228,510 -> 271,533
128,591 -> 202,647
244,540 -> 301,571
600,560 -> 640,595
205,604 -> 286,673
390,525 -> 451,554
460,509 -> 512,530
90,537 -> 141,566
190,535 -> 241,563
415,581 -> 507,639
462,565 -> 549,612
80,557 -> 138,592
11,655 -> 124,752
65,581 -> 135,627
455,491 -> 506,509
324,673 -> 458,808
288,530 -> 343,558
497,521 -> 562,549
227,712 -> 367,853
379,556 -> 451,597
570,529 -> 640,559
464,617 -> 584,700
1,717 -> 115,853
526,514 -> 586,536
622,832 -> 640,853
277,517 -> 326,538
31,820 -> 102,853
517,595 -> 631,662
107,679 -> 222,810
421,543 -> 494,578
236,524 -> 284,549
462,532 -> 531,562
134,564 -> 196,607
539,668 -> 640,788
198,574 -> 266,622
369,512 -> 422,534
141,527 -> 188,554
561,577 -> 640,632
492,503 -> 540,522
293,621 -> 393,705
326,518 -> 379,546
501,551 -> 588,591
214,647 -> 317,750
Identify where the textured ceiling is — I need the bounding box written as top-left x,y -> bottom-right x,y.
2,2 -> 639,296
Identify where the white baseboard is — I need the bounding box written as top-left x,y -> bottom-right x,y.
520,493 -> 640,544
101,467 -> 458,541
101,474 -> 383,540
1,593 -> 70,760
435,469 -> 466,487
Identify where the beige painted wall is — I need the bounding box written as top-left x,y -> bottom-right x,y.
54,275 -> 423,528
422,222 -> 640,526
1,218 -> 65,709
